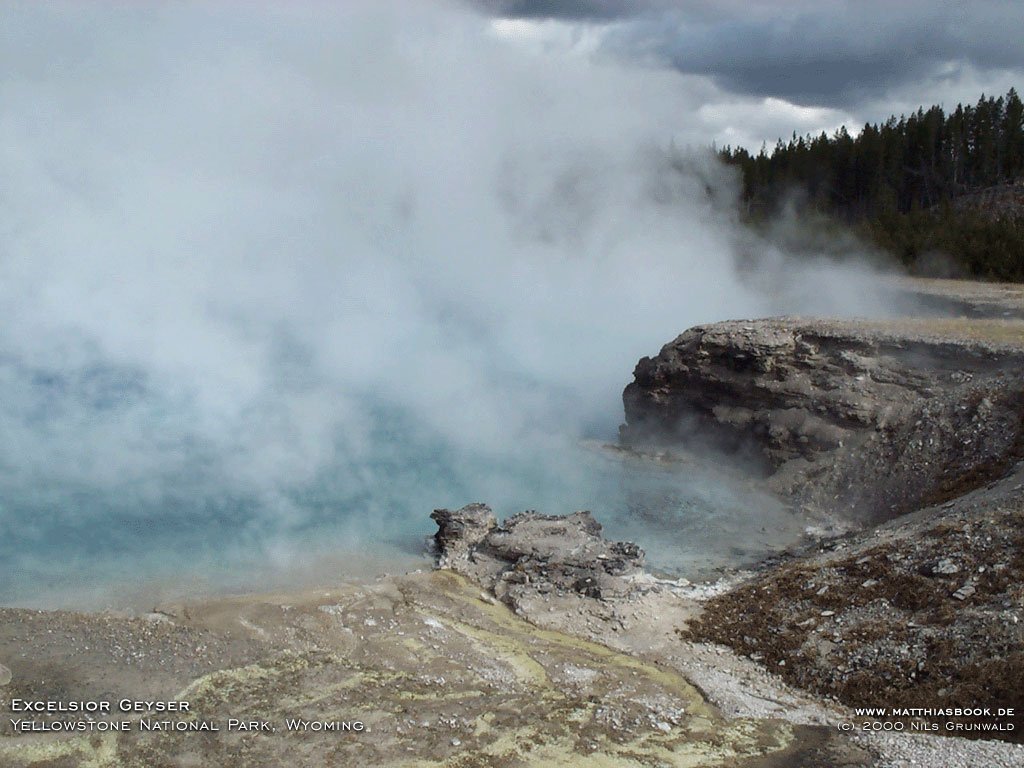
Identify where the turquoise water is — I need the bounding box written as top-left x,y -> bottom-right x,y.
0,404 -> 804,609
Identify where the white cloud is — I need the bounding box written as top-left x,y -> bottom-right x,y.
488,16 -> 607,56
697,97 -> 853,150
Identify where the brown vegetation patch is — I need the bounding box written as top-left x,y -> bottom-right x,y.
683,498 -> 1024,743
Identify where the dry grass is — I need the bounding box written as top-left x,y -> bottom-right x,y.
826,317 -> 1024,346
901,276 -> 1024,302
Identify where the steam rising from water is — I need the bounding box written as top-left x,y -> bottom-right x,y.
1,2 -> 897,606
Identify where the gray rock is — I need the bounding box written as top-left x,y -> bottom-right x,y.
952,583 -> 977,601
621,318 -> 1024,523
431,504 -> 645,610
0,663 -> 11,686
431,503 -> 497,569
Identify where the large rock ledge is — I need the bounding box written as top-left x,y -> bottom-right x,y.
618,310 -> 1024,747
621,317 -> 1024,522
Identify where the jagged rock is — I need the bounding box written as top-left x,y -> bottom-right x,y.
621,317 -> 1024,522
430,503 -> 497,569
431,504 -> 645,610
0,663 -> 10,686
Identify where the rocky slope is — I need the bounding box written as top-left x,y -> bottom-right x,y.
683,465 -> 1024,739
621,316 -> 1024,522
619,288 -> 1024,747
3,500 -> 1022,766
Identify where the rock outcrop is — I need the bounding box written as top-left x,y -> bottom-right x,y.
621,317 -> 1024,522
431,503 -> 497,569
431,504 -> 645,607
620,311 -> 1024,742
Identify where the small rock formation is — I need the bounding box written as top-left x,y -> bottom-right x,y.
431,503 -> 497,570
0,662 -> 10,686
621,317 -> 1024,521
431,504 -> 645,608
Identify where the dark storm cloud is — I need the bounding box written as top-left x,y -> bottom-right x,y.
472,1 -> 662,20
476,1 -> 1024,107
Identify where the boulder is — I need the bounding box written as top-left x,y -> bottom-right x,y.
431,504 -> 645,609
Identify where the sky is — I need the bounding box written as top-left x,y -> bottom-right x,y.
477,0 -> 1024,151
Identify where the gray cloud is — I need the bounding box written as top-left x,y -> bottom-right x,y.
472,1 -> 661,20
478,1 -> 1024,109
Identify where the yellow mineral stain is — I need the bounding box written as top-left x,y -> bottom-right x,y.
428,571 -> 714,717
0,732 -> 118,768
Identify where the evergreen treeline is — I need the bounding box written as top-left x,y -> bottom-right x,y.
720,88 -> 1024,280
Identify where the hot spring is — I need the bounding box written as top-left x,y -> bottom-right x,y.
0,2 -> 893,608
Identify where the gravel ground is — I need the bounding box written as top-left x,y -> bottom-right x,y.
854,730 -> 1024,768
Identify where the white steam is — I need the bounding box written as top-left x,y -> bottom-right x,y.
0,2 -> 898,604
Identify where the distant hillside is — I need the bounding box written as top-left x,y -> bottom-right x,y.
720,88 -> 1024,281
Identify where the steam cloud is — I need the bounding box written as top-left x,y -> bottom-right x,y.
0,1 -> 898,605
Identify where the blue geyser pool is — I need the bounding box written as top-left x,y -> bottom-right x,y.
0,400 -> 805,609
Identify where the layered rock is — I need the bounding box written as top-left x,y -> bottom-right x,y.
621,317 -> 1024,521
431,504 -> 644,608
431,503 -> 497,570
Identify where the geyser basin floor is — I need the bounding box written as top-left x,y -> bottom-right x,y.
0,570 -> 822,767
